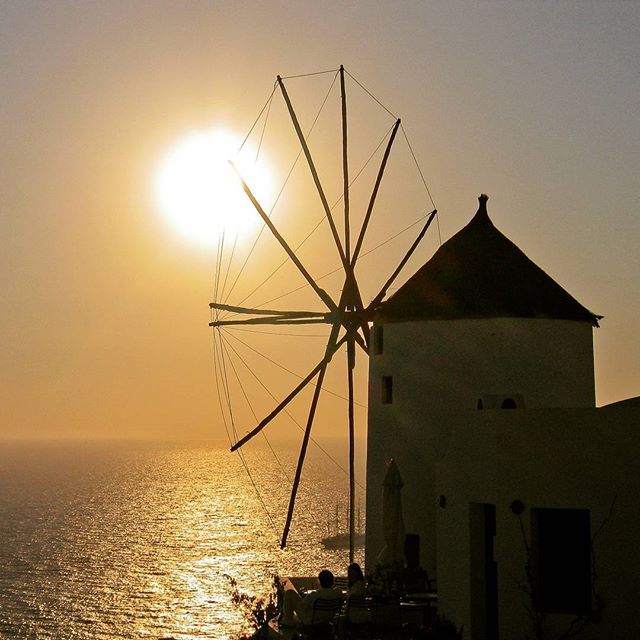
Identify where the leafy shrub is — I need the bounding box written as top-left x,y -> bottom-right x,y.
224,573 -> 279,640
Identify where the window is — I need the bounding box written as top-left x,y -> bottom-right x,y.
381,376 -> 393,404
501,397 -> 517,409
374,325 -> 384,355
531,508 -> 591,614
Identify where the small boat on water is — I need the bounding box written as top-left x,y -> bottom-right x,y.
320,502 -> 364,549
320,531 -> 365,549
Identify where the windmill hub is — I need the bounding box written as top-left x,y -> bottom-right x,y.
329,308 -> 370,330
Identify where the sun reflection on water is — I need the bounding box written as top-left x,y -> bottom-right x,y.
0,442 -> 363,639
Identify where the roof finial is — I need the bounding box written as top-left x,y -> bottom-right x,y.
478,193 -> 489,215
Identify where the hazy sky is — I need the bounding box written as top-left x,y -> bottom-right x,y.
2,1 -> 639,442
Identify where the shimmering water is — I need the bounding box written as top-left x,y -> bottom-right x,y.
0,441 -> 364,639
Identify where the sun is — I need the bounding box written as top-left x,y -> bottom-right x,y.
154,128 -> 273,246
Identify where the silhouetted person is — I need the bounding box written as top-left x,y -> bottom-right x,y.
280,569 -> 342,627
347,562 -> 366,596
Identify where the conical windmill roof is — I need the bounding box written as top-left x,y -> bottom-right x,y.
378,195 -> 601,326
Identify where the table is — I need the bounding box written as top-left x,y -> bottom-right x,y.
400,592 -> 438,626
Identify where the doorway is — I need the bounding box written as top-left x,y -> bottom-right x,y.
469,503 -> 498,640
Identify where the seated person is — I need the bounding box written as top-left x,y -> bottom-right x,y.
342,562 -> 371,626
347,562 -> 366,597
280,569 -> 343,627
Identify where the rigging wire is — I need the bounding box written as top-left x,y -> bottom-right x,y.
224,95 -> 439,317
400,124 -> 436,210
223,327 -> 368,409
220,90 -> 276,309
213,232 -> 226,310
400,123 -> 441,245
220,233 -> 239,304
238,84 -> 278,154
216,329 -> 280,535
229,122 -> 397,314
210,68 -> 441,527
280,68 -> 340,80
219,274 -> 363,522
360,211 -> 432,260
219,336 -> 323,528
220,331 -> 365,491
346,67 -> 441,249
235,449 -> 279,537
344,69 -> 397,120
221,336 -> 290,469
222,67 -> 439,317
222,70 -> 340,308
346,67 -> 440,246
217,332 -> 289,540
255,87 -> 274,165
212,329 -> 279,536
212,333 -> 235,448
221,87 -> 277,305
255,211 -> 432,309
217,322 -> 239,442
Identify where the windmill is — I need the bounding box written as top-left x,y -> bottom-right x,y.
209,66 -> 437,562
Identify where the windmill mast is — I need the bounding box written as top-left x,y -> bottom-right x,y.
339,64 -> 357,563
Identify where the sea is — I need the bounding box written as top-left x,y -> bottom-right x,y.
0,440 -> 365,640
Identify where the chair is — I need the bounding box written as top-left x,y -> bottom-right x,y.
300,597 -> 344,639
341,596 -> 376,639
333,576 -> 349,592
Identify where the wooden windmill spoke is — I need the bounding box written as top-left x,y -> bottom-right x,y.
229,332 -> 348,452
342,118 -> 402,348
229,161 -> 337,312
334,264 -> 370,356
211,317 -> 331,328
280,321 -> 342,548
343,69 -> 372,354
340,65 -> 351,261
353,328 -> 369,355
338,66 -> 374,349
335,280 -> 369,354
210,303 -> 330,329
209,302 -> 327,317
279,70 -> 373,358
280,359 -> 328,548
349,278 -> 372,348
351,118 -> 402,265
368,208 -> 438,309
277,75 -> 347,266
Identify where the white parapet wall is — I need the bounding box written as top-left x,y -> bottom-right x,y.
436,407 -> 640,640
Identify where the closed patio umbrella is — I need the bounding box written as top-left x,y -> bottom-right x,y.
377,458 -> 405,568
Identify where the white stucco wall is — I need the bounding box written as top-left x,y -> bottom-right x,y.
436,407 -> 640,640
365,317 -> 595,577
373,317 -> 595,411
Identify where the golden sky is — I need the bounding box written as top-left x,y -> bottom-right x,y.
2,1 -> 639,443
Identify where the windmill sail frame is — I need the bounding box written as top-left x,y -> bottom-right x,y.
210,65 -> 437,562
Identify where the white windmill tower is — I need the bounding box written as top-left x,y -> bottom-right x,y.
365,194 -> 600,575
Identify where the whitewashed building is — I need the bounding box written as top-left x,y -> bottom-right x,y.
365,195 -> 640,639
